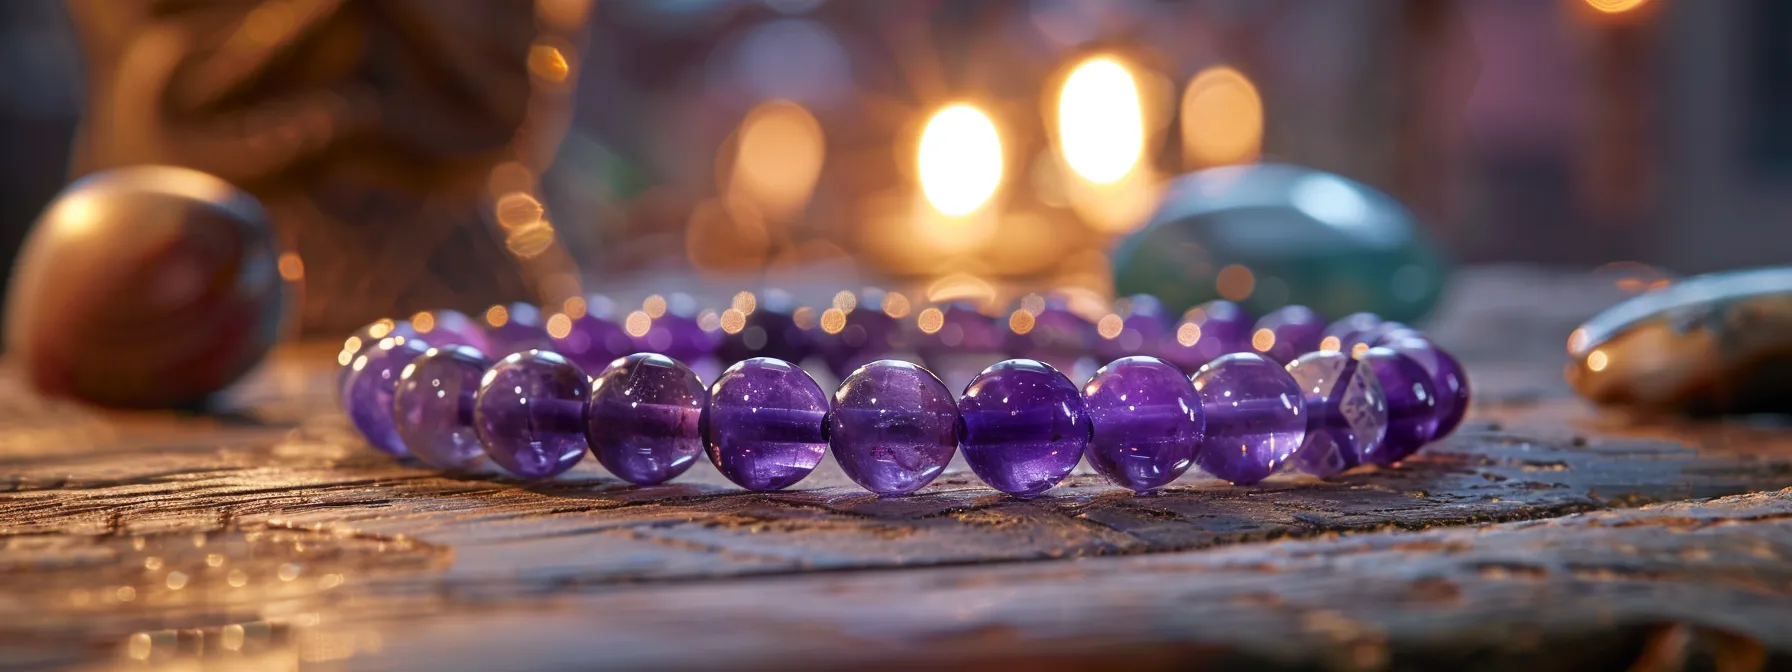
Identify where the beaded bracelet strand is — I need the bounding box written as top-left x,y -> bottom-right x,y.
339,295 -> 1469,497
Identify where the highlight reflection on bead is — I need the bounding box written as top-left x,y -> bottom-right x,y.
587,353 -> 707,485
474,350 -> 590,480
703,358 -> 828,491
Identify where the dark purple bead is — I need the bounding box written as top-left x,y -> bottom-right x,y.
393,345 -> 492,471
1252,305 -> 1325,365
1081,356 -> 1202,494
632,307 -> 720,366
1322,312 -> 1410,355
703,358 -> 828,491
1380,336 -> 1470,441
818,306 -> 905,379
345,334 -> 430,456
829,360 -> 960,496
553,297 -> 634,374
1003,294 -> 1096,375
474,350 -> 590,479
485,303 -> 555,357
587,353 -> 707,485
415,310 -> 491,354
916,303 -> 1006,392
717,290 -> 814,365
1284,351 -> 1386,478
1358,347 -> 1440,465
1162,300 -> 1252,373
1095,294 -> 1171,363
1322,312 -> 1382,345
336,319 -> 419,408
1191,352 -> 1305,485
958,359 -> 1090,498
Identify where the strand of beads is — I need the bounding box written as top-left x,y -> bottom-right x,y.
337,298 -> 1468,498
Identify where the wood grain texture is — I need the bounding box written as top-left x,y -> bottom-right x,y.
0,269 -> 1789,670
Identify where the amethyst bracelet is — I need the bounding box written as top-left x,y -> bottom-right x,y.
339,295 -> 1471,497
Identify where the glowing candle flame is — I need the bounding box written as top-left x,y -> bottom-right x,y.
1058,57 -> 1145,185
918,104 -> 1003,216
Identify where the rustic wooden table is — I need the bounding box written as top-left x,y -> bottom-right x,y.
2,268 -> 1789,671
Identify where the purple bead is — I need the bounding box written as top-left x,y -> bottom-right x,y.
1380,336 -> 1470,441
1358,347 -> 1440,465
485,303 -> 555,357
1284,351 -> 1387,478
916,303 -> 1006,392
958,359 -> 1091,498
1321,313 -> 1409,355
553,297 -> 634,374
632,311 -> 720,366
587,353 -> 707,485
829,360 -> 960,496
703,358 -> 828,491
1322,312 -> 1382,344
1081,356 -> 1203,494
717,290 -> 814,365
336,319 -> 419,408
345,334 -> 431,456
393,345 -> 492,471
1162,300 -> 1252,373
818,307 -> 905,379
1252,305 -> 1325,365
1191,352 -> 1306,485
1095,294 -> 1171,363
474,350 -> 590,479
415,310 -> 491,354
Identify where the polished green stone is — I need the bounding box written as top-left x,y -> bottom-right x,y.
1112,164 -> 1449,323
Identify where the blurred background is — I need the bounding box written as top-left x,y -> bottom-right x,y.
1,0 -> 1787,334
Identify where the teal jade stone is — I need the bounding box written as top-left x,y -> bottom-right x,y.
1112,164 -> 1449,323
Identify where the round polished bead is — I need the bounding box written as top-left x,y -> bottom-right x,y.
1095,294 -> 1171,363
717,290 -> 814,366
485,303 -> 555,358
1358,347 -> 1440,465
393,346 -> 492,471
1252,305 -> 1325,365
1081,356 -> 1203,494
474,350 -> 590,479
345,335 -> 431,456
958,359 -> 1091,498
336,320 -> 419,407
1003,296 -> 1096,377
553,296 -> 634,374
703,358 -> 828,491
587,353 -> 707,485
1162,300 -> 1252,373
818,307 -> 904,379
1191,352 -> 1306,485
829,360 -> 960,496
1380,336 -> 1469,441
414,310 -> 490,354
1284,351 -> 1387,478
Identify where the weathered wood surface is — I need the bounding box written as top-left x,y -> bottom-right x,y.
2,268 -> 1791,670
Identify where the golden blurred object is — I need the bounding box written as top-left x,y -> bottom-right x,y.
1585,0 -> 1649,13
918,105 -> 1004,217
1181,66 -> 1263,168
1058,57 -> 1145,185
731,101 -> 826,221
4,166 -> 284,408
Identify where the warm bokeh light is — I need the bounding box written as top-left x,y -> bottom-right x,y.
792,306 -> 818,330
1252,328 -> 1275,353
643,295 -> 667,318
277,252 -> 304,281
919,308 -> 946,334
832,290 -> 857,313
1319,336 -> 1342,352
1019,294 -> 1046,316
563,296 -> 588,319
496,192 -> 545,230
625,311 -> 652,338
697,310 -> 722,332
1176,323 -> 1202,347
529,43 -> 570,83
732,100 -> 826,220
1586,0 -> 1648,13
1588,349 -> 1610,372
820,308 -> 847,334
1008,309 -> 1035,335
485,305 -> 510,328
411,311 -> 436,334
1216,264 -> 1256,301
545,314 -> 573,339
1181,66 -> 1263,168
883,292 -> 912,319
1568,328 -> 1589,355
732,291 -> 757,315
1350,343 -> 1370,359
918,104 -> 1004,216
721,308 -> 747,334
1097,314 -> 1124,340
1058,57 -> 1146,185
